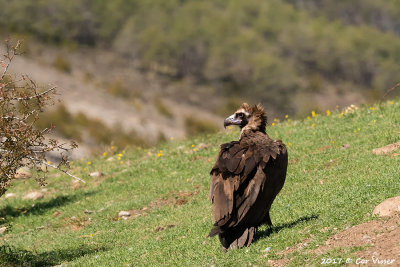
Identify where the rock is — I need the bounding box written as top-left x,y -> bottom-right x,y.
15,167 -> 31,179
53,211 -> 61,217
344,104 -> 358,114
118,210 -> 131,219
373,196 -> 400,217
5,193 -> 16,198
84,209 -> 94,214
71,180 -> 81,189
372,142 -> 400,155
22,191 -> 44,200
89,171 -> 103,177
341,144 -> 351,149
0,226 -> 7,235
263,247 -> 272,252
196,143 -> 210,150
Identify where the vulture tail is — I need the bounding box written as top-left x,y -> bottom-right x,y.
218,227 -> 257,251
208,225 -> 221,237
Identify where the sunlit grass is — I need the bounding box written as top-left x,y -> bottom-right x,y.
0,100 -> 399,266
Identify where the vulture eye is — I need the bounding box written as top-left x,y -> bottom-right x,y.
237,113 -> 244,119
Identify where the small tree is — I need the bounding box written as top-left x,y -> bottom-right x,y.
0,39 -> 84,197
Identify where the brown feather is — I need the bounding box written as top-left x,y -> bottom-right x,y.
209,104 -> 288,251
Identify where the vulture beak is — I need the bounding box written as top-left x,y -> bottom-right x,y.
224,114 -> 242,129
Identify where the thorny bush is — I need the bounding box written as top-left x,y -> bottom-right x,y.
0,39 -> 83,197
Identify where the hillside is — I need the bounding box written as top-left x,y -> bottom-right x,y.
0,100 -> 399,266
2,0 -> 400,157
2,0 -> 400,115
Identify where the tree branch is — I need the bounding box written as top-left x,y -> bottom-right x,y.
0,86 -> 57,101
41,160 -> 86,183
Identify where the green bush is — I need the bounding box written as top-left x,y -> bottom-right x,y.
185,116 -> 219,136
106,79 -> 129,98
154,98 -> 173,118
36,105 -> 148,149
53,55 -> 71,73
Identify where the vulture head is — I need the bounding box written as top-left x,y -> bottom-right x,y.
224,103 -> 267,134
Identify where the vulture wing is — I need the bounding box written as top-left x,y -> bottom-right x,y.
209,133 -> 287,250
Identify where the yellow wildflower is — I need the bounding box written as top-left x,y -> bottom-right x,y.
103,152 -> 107,157
307,116 -> 311,120
311,123 -> 315,127
191,144 -> 195,148
87,161 -> 91,165
117,157 -> 121,161
358,128 -> 360,131
326,110 -> 331,116
227,126 -> 233,130
285,114 -> 289,119
271,122 -> 275,126
157,153 -> 162,158
370,107 -> 375,111
373,120 -> 376,123
339,113 -> 344,118
311,111 -> 316,117
120,161 -> 124,164
170,136 -> 174,141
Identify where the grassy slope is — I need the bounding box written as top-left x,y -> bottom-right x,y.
0,100 -> 399,266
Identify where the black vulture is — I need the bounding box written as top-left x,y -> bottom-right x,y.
209,103 -> 288,251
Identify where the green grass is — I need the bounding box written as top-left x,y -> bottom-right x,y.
1,100 -> 399,266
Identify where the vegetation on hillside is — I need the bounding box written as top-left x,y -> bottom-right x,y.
0,40 -> 81,197
0,99 -> 399,265
35,104 -> 149,150
1,0 -> 400,114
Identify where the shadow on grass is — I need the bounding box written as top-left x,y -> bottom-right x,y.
0,190 -> 97,223
0,244 -> 108,266
254,214 -> 319,242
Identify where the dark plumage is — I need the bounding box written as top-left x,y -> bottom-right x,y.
209,103 -> 288,251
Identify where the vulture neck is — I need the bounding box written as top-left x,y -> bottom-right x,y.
240,124 -> 266,139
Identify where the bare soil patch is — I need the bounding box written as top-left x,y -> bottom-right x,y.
270,213 -> 399,266
316,214 -> 400,265
117,190 -> 198,220
372,142 -> 400,155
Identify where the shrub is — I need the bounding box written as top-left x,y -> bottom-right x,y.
154,98 -> 173,118
185,116 -> 219,136
53,55 -> 71,73
0,40 -> 82,197
106,79 -> 129,98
